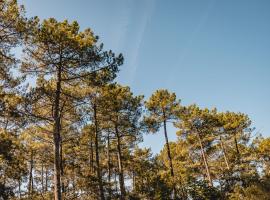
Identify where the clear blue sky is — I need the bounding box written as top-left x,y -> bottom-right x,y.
19,0 -> 270,154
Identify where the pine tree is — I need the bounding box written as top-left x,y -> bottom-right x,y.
99,84 -> 143,200
144,89 -> 181,199
21,18 -> 123,200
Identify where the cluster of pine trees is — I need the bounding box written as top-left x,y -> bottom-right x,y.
1,1 -> 270,199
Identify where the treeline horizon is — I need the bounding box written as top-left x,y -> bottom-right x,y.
1,1 -> 270,200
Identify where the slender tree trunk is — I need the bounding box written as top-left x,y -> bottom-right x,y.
133,171 -> 136,191
45,166 -> 48,192
60,140 -> 65,194
53,65 -> 62,200
93,102 -> 105,200
233,131 -> 244,184
4,119 -> 9,131
72,165 -> 76,196
89,133 -> 94,173
196,131 -> 213,186
107,133 -> 112,200
18,178 -> 21,199
114,170 -> 118,193
115,124 -> 126,200
233,132 -> 241,160
41,162 -> 44,194
163,119 -> 176,199
28,150 -> 34,197
163,120 -> 174,177
219,136 -> 230,170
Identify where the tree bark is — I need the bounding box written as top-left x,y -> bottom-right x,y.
133,171 -> 136,191
45,166 -> 48,192
18,178 -> 21,199
60,140 -> 65,194
196,131 -> 213,186
163,120 -> 174,178
219,136 -> 230,170
163,119 -> 176,199
107,133 -> 112,200
53,65 -> 62,200
89,133 -> 94,173
93,102 -> 105,200
41,162 -> 44,193
114,170 -> 118,192
115,124 -> 126,200
28,150 -> 34,197
233,132 -> 241,161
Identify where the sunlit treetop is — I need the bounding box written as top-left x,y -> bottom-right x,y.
22,17 -> 123,82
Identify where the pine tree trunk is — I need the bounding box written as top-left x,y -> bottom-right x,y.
233,132 -> 241,161
53,65 -> 62,200
60,140 -> 65,194
45,166 -> 48,192
28,150 -> 34,197
114,170 -> 118,192
107,133 -> 112,200
72,166 -> 76,196
133,171 -> 136,191
93,102 -> 105,200
163,119 -> 176,199
196,131 -> 213,186
89,133 -> 94,173
233,131 -> 243,183
219,136 -> 230,170
18,178 -> 21,199
115,124 -> 126,200
41,162 -> 44,193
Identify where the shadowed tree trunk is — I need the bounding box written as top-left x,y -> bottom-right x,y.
45,166 -> 48,192
53,64 -> 62,200
107,133 -> 112,200
18,178 -> 21,199
60,140 -> 65,194
89,133 -> 94,173
163,118 -> 176,199
28,150 -> 34,197
196,131 -> 213,186
115,124 -> 126,200
233,131 -> 241,161
219,136 -> 230,170
93,101 -> 105,200
41,162 -> 44,193
132,170 -> 136,191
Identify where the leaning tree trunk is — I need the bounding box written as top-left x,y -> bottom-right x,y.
163,119 -> 176,199
115,124 -> 126,200
114,169 -> 118,192
93,102 -> 105,200
28,150 -> 34,197
18,178 -> 21,199
89,133 -> 94,173
107,133 -> 112,200
45,166 -> 48,192
132,170 -> 136,191
60,140 -> 65,194
53,65 -> 62,200
233,131 -> 241,162
219,136 -> 230,170
232,130 -> 245,185
41,162 -> 44,194
196,131 -> 213,186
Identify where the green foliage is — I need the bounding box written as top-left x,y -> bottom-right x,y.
187,180 -> 222,200
144,89 -> 181,131
228,183 -> 270,200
